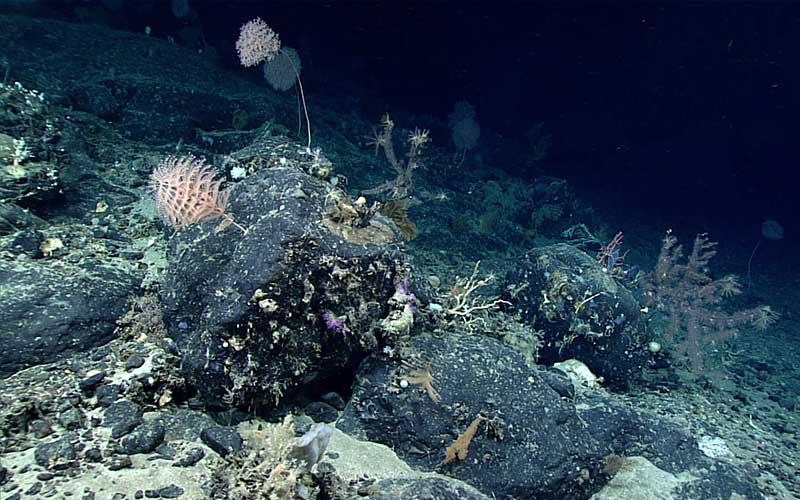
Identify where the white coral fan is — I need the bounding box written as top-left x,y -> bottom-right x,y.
236,18 -> 281,67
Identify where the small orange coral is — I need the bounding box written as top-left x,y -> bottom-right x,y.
402,359 -> 441,403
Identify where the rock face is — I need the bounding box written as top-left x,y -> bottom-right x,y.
161,159 -> 405,408
0,15 -> 271,147
338,333 -> 761,500
505,243 -> 651,388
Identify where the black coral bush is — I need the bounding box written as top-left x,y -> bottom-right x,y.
642,231 -> 778,379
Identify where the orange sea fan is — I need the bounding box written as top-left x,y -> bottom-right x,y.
150,154 -> 244,233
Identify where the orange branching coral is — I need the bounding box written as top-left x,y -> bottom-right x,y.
443,415 -> 485,465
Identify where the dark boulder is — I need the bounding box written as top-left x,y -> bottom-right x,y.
161,158 -> 405,408
505,243 -> 651,388
0,257 -> 140,378
338,332 -> 760,500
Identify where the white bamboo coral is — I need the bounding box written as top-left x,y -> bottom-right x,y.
444,261 -> 510,331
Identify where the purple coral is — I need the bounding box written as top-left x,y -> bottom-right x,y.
397,276 -> 416,303
322,312 -> 350,334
